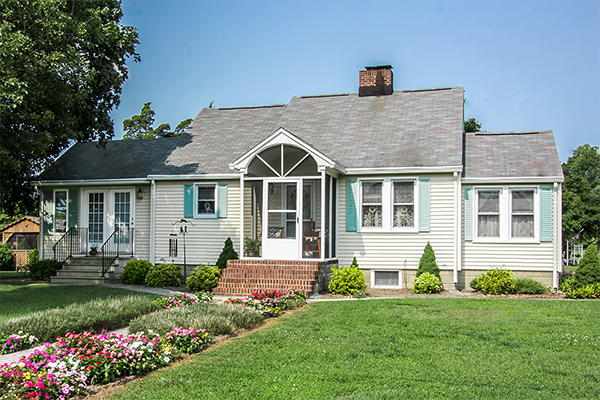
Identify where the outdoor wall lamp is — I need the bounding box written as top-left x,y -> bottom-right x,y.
136,188 -> 144,200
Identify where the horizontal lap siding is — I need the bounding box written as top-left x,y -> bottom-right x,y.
154,180 -> 240,265
337,174 -> 456,271
463,242 -> 554,271
43,235 -> 60,260
134,185 -> 151,260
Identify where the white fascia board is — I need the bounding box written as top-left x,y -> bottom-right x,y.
147,174 -> 239,181
462,176 -> 564,184
34,178 -> 149,186
344,166 -> 463,175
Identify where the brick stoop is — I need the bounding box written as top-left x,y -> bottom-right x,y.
214,259 -> 338,296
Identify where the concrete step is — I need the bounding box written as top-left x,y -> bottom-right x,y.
50,276 -> 107,285
60,262 -> 103,271
56,270 -> 105,279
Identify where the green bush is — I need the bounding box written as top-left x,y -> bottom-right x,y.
572,244 -> 600,290
29,259 -> 62,281
120,259 -> 152,285
565,282 -> 600,299
186,264 -> 221,292
145,263 -> 182,288
472,268 -> 515,295
413,272 -> 442,294
328,265 -> 366,296
0,243 -> 13,271
559,277 -> 574,292
513,278 -> 548,294
28,249 -> 39,265
470,276 -> 480,291
216,237 -> 239,269
416,242 -> 441,282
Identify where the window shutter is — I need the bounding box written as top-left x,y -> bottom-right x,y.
346,179 -> 358,232
184,184 -> 193,218
217,184 -> 228,218
42,189 -> 53,235
68,188 -> 79,229
418,178 -> 431,232
464,188 -> 473,241
540,186 -> 553,242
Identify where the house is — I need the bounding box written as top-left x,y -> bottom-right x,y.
1,216 -> 39,270
36,65 -> 564,292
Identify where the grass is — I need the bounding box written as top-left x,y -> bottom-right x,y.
0,281 -> 159,323
0,271 -> 26,280
110,298 -> 600,400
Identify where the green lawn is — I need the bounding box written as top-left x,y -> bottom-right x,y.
0,271 -> 27,280
0,280 -> 159,323
110,298 -> 600,400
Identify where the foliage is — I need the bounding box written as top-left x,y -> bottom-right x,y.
154,293 -> 197,309
163,327 -> 210,354
27,248 -> 39,265
565,282 -> 600,299
413,272 -> 442,294
416,242 -> 441,282
145,263 -> 182,288
471,268 -> 515,295
351,256 -> 359,268
572,244 -> 600,289
513,278 -> 548,294
120,259 -> 152,285
562,144 -> 600,248
0,0 -> 140,214
244,236 -> 261,254
559,277 -> 574,292
0,294 -> 159,343
122,101 -> 192,139
186,264 -> 221,292
328,265 -> 367,296
216,237 -> 239,269
225,288 -> 307,317
196,291 -> 215,303
28,259 -> 61,281
464,117 -> 482,132
0,330 -> 38,355
0,243 -> 13,271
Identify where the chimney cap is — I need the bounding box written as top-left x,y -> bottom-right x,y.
365,65 -> 393,70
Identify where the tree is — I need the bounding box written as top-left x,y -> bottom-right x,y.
216,237 -> 239,270
416,242 -> 441,282
122,102 -> 192,139
572,243 -> 600,290
464,118 -> 482,132
0,0 -> 140,216
562,144 -> 600,247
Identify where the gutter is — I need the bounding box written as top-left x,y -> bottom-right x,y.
462,176 -> 564,184
150,179 -> 156,265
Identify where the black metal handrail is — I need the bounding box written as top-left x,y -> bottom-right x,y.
101,226 -> 134,276
53,227 -> 88,266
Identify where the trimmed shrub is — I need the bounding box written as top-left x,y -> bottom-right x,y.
29,259 -> 62,281
572,244 -> 600,290
416,242 -> 441,282
559,277 -> 574,292
565,282 -> 600,299
472,268 -> 515,295
470,276 -> 480,291
328,265 -> 367,296
145,263 -> 182,288
513,278 -> 548,294
187,264 -> 221,292
351,256 -> 359,268
0,244 -> 13,271
28,248 -> 39,265
216,237 -> 238,269
120,259 -> 152,285
413,272 -> 442,294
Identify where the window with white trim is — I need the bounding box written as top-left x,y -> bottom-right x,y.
195,184 -> 217,218
54,190 -> 67,233
393,181 -> 414,228
477,190 -> 500,237
359,179 -> 417,231
362,181 -> 383,227
371,270 -> 401,288
511,190 -> 534,238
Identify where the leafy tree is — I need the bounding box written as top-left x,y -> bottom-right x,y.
572,244 -> 600,290
0,0 -> 140,216
122,102 -> 192,139
416,242 -> 441,282
216,237 -> 239,270
562,144 -> 600,247
464,118 -> 482,132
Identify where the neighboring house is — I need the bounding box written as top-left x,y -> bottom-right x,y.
36,65 -> 564,292
1,216 -> 39,269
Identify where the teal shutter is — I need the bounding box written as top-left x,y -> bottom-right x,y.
464,188 -> 473,241
184,184 -> 194,218
540,186 -> 553,242
346,179 -> 358,232
418,178 -> 431,232
68,188 -> 79,229
42,189 -> 53,235
217,184 -> 228,218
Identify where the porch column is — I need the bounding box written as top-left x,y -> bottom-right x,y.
320,167 -> 326,261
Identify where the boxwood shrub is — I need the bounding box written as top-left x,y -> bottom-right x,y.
29,259 -> 62,281
413,272 -> 442,294
145,263 -> 182,288
471,268 -> 515,295
186,264 -> 221,292
513,278 -> 548,294
328,265 -> 366,296
120,259 -> 152,285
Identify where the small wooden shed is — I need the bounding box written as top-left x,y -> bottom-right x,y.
1,216 -> 40,270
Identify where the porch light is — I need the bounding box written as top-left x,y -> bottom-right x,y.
136,188 -> 144,200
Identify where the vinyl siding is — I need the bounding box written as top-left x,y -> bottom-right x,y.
134,185 -> 151,260
154,180 -> 240,265
337,174 -> 456,272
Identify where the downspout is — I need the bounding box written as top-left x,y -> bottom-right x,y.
554,182 -> 562,288
239,172 -> 244,258
150,179 -> 156,265
453,171 -> 461,287
39,189 -> 44,260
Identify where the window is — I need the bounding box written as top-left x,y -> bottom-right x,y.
393,181 -> 414,228
54,190 -> 67,233
357,178 -> 419,231
512,190 -> 534,238
362,181 -> 382,227
196,184 -> 216,217
372,270 -> 401,288
477,190 -> 500,237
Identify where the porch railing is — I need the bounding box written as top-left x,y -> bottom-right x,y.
53,227 -> 88,266
101,226 -> 134,276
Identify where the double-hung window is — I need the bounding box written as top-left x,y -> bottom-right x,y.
195,184 -> 216,217
511,190 -> 534,238
54,190 -> 67,233
358,179 -> 418,231
362,181 -> 383,228
393,181 -> 415,228
477,190 -> 500,237
186,183 -> 228,219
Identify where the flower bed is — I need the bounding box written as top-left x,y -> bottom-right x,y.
0,331 -> 38,354
154,293 -> 197,309
224,288 -> 306,317
0,328 -> 210,399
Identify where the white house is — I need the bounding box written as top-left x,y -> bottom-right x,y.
37,65 -> 564,293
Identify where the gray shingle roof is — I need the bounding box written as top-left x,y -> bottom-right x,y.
464,131 -> 563,178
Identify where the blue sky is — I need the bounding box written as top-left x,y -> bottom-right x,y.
112,0 -> 600,162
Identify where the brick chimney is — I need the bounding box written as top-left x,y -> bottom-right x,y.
359,65 -> 393,97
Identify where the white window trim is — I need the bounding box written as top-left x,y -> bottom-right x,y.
371,269 -> 402,289
193,182 -> 218,219
358,177 -> 419,233
473,186 -> 539,243
53,189 -> 68,235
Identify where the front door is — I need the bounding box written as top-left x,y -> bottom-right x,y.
264,180 -> 301,259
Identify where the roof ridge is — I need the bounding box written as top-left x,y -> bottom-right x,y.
402,87 -> 455,93
299,93 -> 350,99
216,104 -> 285,110
471,130 -> 551,136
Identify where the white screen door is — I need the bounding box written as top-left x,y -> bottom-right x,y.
264,180 -> 300,259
